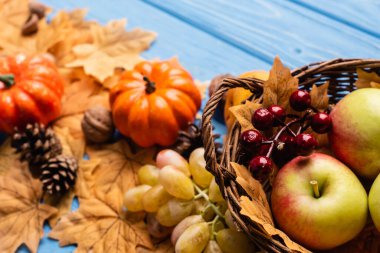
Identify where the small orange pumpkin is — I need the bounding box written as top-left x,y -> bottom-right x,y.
0,54 -> 64,133
110,59 -> 201,147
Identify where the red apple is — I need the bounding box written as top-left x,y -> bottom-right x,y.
329,88 -> 380,179
271,153 -> 368,250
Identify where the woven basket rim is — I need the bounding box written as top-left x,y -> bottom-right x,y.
201,58 -> 380,253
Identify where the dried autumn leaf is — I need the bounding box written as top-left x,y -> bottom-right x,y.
0,167 -> 57,253
49,9 -> 95,66
310,81 -> 329,110
60,78 -> 109,117
262,56 -> 299,111
0,138 -> 21,175
229,100 -> 261,131
54,114 -> 85,145
0,0 -> 29,28
0,13 -> 68,55
86,140 -> 156,203
50,196 -> 153,253
230,162 -> 271,215
355,68 -> 380,89
66,19 -> 156,82
240,196 -> 310,253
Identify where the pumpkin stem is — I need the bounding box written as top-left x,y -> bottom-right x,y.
143,76 -> 156,94
0,74 -> 15,88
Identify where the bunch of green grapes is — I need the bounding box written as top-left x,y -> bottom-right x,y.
124,148 -> 256,253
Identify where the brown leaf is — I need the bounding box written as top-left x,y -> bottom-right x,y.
230,162 -> 271,215
50,196 -> 153,253
0,0 -> 30,28
65,19 -> 156,82
54,125 -> 85,161
229,100 -> 261,131
0,167 -> 57,253
0,9 -> 68,55
262,56 -> 299,111
310,82 -> 329,110
86,140 -> 156,207
240,196 -> 310,253
0,138 -> 21,176
356,69 -> 380,89
60,78 -> 109,117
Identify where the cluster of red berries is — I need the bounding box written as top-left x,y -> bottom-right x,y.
239,90 -> 331,181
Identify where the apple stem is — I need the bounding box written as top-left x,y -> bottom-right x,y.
310,180 -> 320,198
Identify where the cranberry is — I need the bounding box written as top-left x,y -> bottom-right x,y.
295,133 -> 318,156
252,108 -> 274,130
249,156 -> 273,180
289,90 -> 311,111
240,130 -> 263,150
311,112 -> 331,134
268,105 -> 286,126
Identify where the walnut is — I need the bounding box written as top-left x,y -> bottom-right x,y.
81,106 -> 114,144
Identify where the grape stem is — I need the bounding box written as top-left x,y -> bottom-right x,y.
209,215 -> 220,240
194,189 -> 209,200
193,183 -> 225,218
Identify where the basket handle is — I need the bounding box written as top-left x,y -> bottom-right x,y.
201,77 -> 264,176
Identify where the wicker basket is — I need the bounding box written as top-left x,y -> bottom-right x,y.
201,58 -> 380,252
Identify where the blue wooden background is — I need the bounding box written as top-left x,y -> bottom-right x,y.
17,0 -> 380,252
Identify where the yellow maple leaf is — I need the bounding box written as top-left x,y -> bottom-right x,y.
60,78 -> 109,117
66,19 -> 157,82
86,140 -> 156,203
262,56 -> 299,111
0,167 -> 57,253
0,138 -> 22,176
355,68 -> 380,89
50,196 -> 153,253
229,100 -> 261,131
240,196 -> 310,253
310,81 -> 329,110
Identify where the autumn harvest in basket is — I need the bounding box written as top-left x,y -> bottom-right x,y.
0,1 -> 380,253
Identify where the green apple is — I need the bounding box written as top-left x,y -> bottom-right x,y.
369,173 -> 380,231
329,88 -> 380,179
271,153 -> 368,250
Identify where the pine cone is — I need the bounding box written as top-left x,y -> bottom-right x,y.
40,155 -> 78,194
171,123 -> 222,159
11,123 -> 62,168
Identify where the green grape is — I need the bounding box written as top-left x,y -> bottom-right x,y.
209,177 -> 224,203
189,148 -> 213,188
175,222 -> 210,253
204,240 -> 223,253
123,185 -> 151,212
224,210 -> 239,231
156,198 -> 194,227
213,219 -> 226,233
137,165 -> 159,186
156,149 -> 190,176
193,199 -> 216,222
146,213 -> 172,240
142,184 -> 172,212
171,215 -> 204,245
216,229 -> 256,253
159,165 -> 194,200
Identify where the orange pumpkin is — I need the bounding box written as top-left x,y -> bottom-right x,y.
0,54 -> 64,133
110,59 -> 201,147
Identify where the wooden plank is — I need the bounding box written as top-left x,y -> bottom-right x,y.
291,0 -> 380,39
143,0 -> 380,68
41,0 -> 271,81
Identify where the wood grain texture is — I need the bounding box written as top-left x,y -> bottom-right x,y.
292,0 -> 380,38
15,0 -> 380,252
143,0 -> 380,67
42,0 -> 270,80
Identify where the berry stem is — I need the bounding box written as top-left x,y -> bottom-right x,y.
310,180 -> 320,198
266,118 -> 302,157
